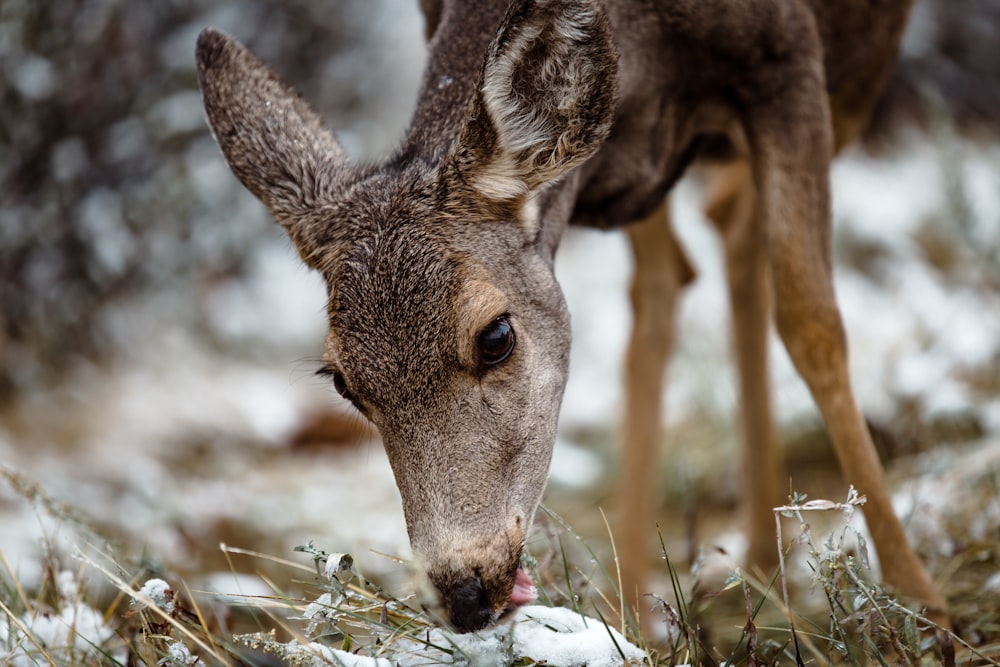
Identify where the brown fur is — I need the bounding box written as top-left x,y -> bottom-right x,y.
197,0 -> 947,632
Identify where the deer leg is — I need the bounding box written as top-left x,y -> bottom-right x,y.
619,198 -> 695,612
704,160 -> 784,577
742,54 -> 948,619
766,217 -> 947,617
767,221 -> 948,619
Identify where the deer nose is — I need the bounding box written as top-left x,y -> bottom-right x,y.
447,575 -> 493,632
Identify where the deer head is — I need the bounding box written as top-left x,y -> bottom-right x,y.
197,0 -> 617,632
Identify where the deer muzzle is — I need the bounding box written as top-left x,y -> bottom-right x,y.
415,514 -> 535,632
429,557 -> 535,632
438,574 -> 494,632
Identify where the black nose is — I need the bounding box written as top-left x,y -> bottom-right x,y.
447,575 -> 493,632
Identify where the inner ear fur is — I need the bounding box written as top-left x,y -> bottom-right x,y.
450,0 -> 619,204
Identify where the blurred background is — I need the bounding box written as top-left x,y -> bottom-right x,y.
1,0 -> 999,633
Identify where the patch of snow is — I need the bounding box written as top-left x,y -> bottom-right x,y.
55,570 -> 80,602
2,600 -> 124,667
185,138 -> 240,207
831,142 -> 942,247
149,90 -> 212,138
984,403 -> 1000,435
284,640 -> 392,667
78,187 -> 131,277
163,638 -> 206,667
203,240 -> 328,351
511,606 -> 645,666
313,605 -> 649,666
549,438 -> 603,488
555,227 -> 631,430
198,572 -> 275,605
12,54 -> 56,100
892,348 -> 951,399
403,605 -> 644,666
921,379 -> 972,417
894,440 -> 1000,558
953,145 -> 1000,247
0,506 -> 89,594
253,600 -> 648,666
301,592 -> 343,635
136,578 -> 176,615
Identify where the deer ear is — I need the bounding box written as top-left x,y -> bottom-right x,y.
452,0 -> 618,203
196,29 -> 348,255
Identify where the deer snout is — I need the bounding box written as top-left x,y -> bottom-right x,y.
408,498 -> 537,631
440,575 -> 493,633
427,539 -> 531,633
429,562 -> 513,633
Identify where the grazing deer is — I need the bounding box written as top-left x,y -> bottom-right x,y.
197,0 -> 948,632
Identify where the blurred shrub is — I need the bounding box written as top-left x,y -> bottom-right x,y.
868,0 -> 1000,141
0,0 -> 416,401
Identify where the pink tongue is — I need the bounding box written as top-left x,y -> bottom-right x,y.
508,567 -> 537,606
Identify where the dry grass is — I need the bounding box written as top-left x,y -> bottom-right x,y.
4,464 -> 1000,666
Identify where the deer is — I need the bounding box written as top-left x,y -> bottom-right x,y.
197,0 -> 949,633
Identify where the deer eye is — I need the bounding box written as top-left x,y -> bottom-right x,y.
316,366 -> 349,398
316,365 -> 370,418
331,372 -> 348,398
478,316 -> 515,366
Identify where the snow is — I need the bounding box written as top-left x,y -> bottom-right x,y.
504,606 -> 645,666
549,438 -> 604,488
202,240 -> 329,351
12,54 -> 56,100
200,571 -> 276,604
1,599 -> 124,667
54,571 -> 81,604
283,640 -> 392,667
391,605 -> 644,665
302,592 -> 343,635
274,605 -> 644,666
136,578 -> 176,615
164,638 -> 207,667
893,439 -> 1000,558
150,90 -> 217,139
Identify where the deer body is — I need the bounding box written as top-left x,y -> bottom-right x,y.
198,0 -> 946,633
